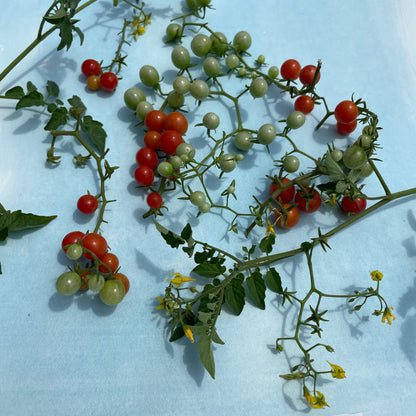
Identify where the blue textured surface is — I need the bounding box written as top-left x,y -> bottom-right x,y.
1,1 -> 416,415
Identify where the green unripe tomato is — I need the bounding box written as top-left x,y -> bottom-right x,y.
203,112 -> 220,130
56,271 -> 82,295
167,91 -> 185,109
166,23 -> 182,41
190,191 -> 206,206
169,155 -> 183,169
173,76 -> 191,94
197,0 -> 211,5
268,65 -> 279,78
286,111 -> 306,129
157,161 -> 174,177
343,146 -> 367,169
257,55 -> 266,65
257,123 -> 276,145
358,160 -> 374,178
233,30 -> 252,52
234,153 -> 244,162
210,32 -> 228,56
139,65 -> 160,87
189,79 -> 210,100
331,148 -> 344,162
66,244 -> 83,260
124,87 -> 146,110
283,155 -> 300,173
99,279 -> 125,306
219,154 -> 236,172
225,54 -> 240,69
198,202 -> 211,213
203,56 -> 221,78
136,101 -> 154,119
249,78 -> 268,98
234,130 -> 253,151
186,0 -> 198,9
176,142 -> 195,159
357,134 -> 372,148
238,68 -> 247,77
88,273 -> 105,292
191,34 -> 212,57
171,45 -> 191,70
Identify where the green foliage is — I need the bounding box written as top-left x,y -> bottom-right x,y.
225,274 -> 245,315
246,269 -> 266,309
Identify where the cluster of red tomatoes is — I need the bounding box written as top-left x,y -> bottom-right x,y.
269,177 -> 367,228
81,59 -> 118,92
134,110 -> 190,210
280,59 -> 320,116
57,230 -> 129,306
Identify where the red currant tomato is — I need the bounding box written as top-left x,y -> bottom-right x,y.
294,187 -> 322,213
159,130 -> 184,155
82,233 -> 108,260
299,65 -> 320,85
100,72 -> 118,91
274,204 -> 300,228
294,95 -> 314,114
280,59 -> 301,80
163,112 -> 188,134
341,196 -> 367,215
99,252 -> 120,274
337,119 -> 357,135
334,100 -> 358,124
134,165 -> 154,186
269,178 -> 295,203
77,194 -> 99,214
81,59 -> 101,77
147,192 -> 163,209
114,273 -> 130,294
61,231 -> 85,252
143,130 -> 161,150
136,147 -> 159,169
144,110 -> 166,132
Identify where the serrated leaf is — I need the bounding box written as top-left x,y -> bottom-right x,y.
57,17 -> 75,51
264,268 -> 283,294
81,115 -> 107,155
5,86 -> 24,99
26,81 -> 37,92
192,262 -> 226,278
259,233 -> 275,254
15,90 -> 44,110
44,107 -> 68,131
46,80 -> 60,97
324,151 -> 346,181
246,270 -> 266,309
198,334 -> 216,379
180,223 -> 192,241
225,274 -> 245,315
68,95 -> 85,109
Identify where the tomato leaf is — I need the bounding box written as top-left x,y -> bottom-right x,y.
81,115 -> 107,155
46,80 -> 60,97
198,334 -> 216,379
192,261 -> 226,278
264,267 -> 283,294
246,270 -> 266,309
259,233 -> 275,254
15,90 -> 45,110
68,95 -> 85,109
153,220 -> 184,248
5,86 -> 25,99
44,107 -> 68,131
225,274 -> 245,315
324,151 -> 346,181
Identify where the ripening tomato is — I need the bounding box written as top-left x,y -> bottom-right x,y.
337,120 -> 357,135
280,59 -> 301,80
62,231 -> 85,252
144,110 -> 166,132
163,112 -> 188,134
82,233 -> 108,260
294,95 -> 314,114
299,65 -> 320,85
274,204 -> 300,228
159,130 -> 184,155
99,252 -> 119,274
269,178 -> 295,203
143,130 -> 161,150
147,192 -> 163,209
294,187 -> 322,213
77,194 -> 99,214
334,100 -> 358,124
81,59 -> 101,77
136,147 -> 159,169
134,165 -> 154,186
114,273 -> 130,294
340,196 -> 367,215
100,72 -> 118,91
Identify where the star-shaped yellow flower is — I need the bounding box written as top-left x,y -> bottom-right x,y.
327,361 -> 346,379
370,270 -> 383,281
167,272 -> 196,288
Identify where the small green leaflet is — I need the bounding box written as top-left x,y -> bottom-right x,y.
225,274 -> 245,315
259,233 -> 275,254
192,261 -> 226,278
246,270 -> 266,309
324,151 -> 346,181
264,268 -> 283,294
80,115 -> 107,156
153,220 -> 185,248
198,334 -> 216,379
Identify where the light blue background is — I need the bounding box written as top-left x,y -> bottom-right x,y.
1,1 -> 416,415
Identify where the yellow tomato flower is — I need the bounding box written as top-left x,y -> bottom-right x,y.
327,361 -> 346,379
183,325 -> 194,343
155,296 -> 165,310
312,391 -> 329,409
167,272 -> 196,288
303,386 -> 315,407
381,306 -> 396,325
265,219 -> 276,236
370,270 -> 383,281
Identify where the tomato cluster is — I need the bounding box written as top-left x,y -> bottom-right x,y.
132,109 -> 196,211
57,230 -> 129,305
81,59 -> 118,92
